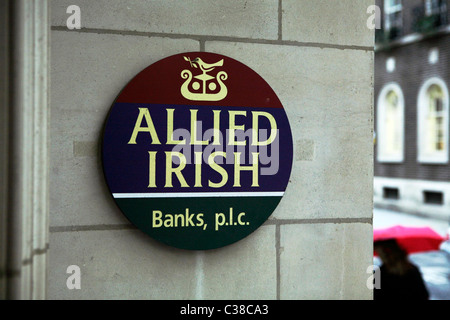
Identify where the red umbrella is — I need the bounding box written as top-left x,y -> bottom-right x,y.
374,225 -> 447,255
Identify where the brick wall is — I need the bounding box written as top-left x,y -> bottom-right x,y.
375,34 -> 450,181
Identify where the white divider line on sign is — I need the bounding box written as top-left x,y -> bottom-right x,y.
112,192 -> 285,198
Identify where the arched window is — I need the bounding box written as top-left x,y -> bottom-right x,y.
377,83 -> 405,162
418,78 -> 449,163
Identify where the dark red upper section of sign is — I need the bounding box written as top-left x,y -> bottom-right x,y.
115,52 -> 283,108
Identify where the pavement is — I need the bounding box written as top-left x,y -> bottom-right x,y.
409,250 -> 450,300
373,207 -> 450,237
373,207 -> 450,300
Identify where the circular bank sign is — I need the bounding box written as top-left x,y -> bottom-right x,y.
102,52 -> 293,250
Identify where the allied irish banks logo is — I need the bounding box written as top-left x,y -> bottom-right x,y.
181,56 -> 228,101
102,52 -> 293,250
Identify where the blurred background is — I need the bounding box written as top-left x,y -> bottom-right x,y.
374,0 -> 450,299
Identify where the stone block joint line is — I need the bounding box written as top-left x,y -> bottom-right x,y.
50,26 -> 374,52
48,218 -> 372,233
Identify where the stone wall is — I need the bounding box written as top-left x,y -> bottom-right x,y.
48,0 -> 374,299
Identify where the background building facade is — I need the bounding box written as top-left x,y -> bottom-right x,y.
2,0 -> 374,299
374,0 -> 450,220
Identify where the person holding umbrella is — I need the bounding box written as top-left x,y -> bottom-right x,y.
374,238 -> 429,300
